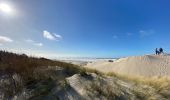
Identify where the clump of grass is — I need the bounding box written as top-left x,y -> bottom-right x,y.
86,76 -> 125,100
106,71 -> 170,99
61,79 -> 70,90
83,68 -> 170,99
85,68 -> 103,75
106,71 -> 170,88
79,68 -> 104,77
106,72 -> 118,77
0,73 -> 24,99
27,78 -> 56,99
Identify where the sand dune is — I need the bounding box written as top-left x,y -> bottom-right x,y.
84,54 -> 170,77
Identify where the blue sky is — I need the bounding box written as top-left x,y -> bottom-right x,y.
0,0 -> 170,58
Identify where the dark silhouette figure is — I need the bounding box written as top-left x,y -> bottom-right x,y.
155,48 -> 159,55
159,48 -> 163,54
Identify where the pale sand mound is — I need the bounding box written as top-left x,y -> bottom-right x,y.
84,55 -> 170,77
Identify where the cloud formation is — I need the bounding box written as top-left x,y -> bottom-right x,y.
139,30 -> 155,37
25,39 -> 43,47
127,32 -> 133,36
0,36 -> 13,45
34,43 -> 43,47
43,30 -> 62,41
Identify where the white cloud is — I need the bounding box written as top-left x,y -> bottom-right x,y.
54,34 -> 62,39
34,43 -> 43,47
25,39 -> 43,47
0,36 -> 13,45
139,30 -> 155,37
43,30 -> 62,41
25,39 -> 34,43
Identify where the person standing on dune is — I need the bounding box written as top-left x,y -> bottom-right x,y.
159,48 -> 163,54
155,48 -> 159,55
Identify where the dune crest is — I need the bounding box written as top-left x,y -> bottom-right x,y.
84,55 -> 170,77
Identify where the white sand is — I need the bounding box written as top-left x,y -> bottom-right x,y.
84,54 -> 170,77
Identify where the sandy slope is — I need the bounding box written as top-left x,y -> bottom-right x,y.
84,54 -> 170,77
66,73 -> 166,99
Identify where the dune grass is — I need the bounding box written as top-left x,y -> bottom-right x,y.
106,72 -> 170,89
1,50 -> 170,99
106,72 -> 170,99
0,50 -> 83,99
77,64 -> 170,98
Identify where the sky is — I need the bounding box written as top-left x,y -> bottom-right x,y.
0,0 -> 170,58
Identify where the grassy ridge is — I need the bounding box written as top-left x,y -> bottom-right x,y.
0,50 -> 83,76
0,50 -> 83,99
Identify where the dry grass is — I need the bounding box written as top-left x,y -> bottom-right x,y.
1,50 -> 170,99
77,67 -> 170,99
86,76 -> 122,99
82,66 -> 170,99
106,72 -> 170,86
84,71 -> 170,99
79,67 -> 104,77
0,50 -> 83,99
106,72 -> 170,99
0,50 -> 82,76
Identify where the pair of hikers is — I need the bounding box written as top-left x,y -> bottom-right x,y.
155,48 -> 163,55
